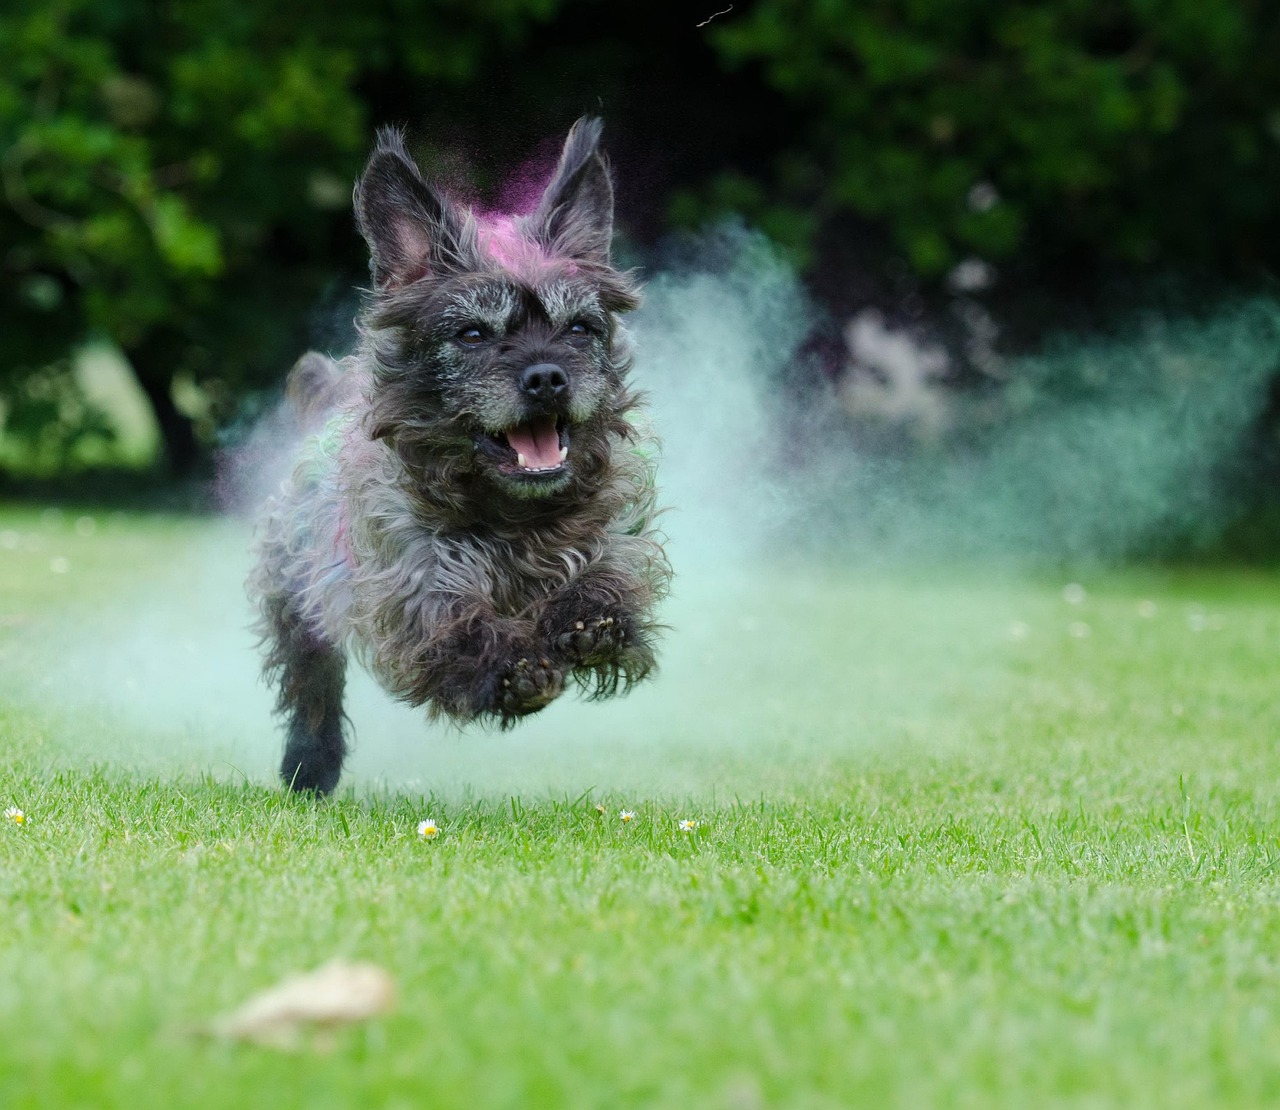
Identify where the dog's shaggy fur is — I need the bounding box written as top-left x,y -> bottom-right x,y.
248,118 -> 670,793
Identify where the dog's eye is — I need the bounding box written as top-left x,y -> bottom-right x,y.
567,322 -> 592,340
457,327 -> 486,345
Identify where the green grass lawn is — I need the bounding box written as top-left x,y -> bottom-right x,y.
4,504 -> 1280,1107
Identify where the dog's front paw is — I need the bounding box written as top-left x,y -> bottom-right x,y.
548,610 -> 655,698
496,655 -> 564,722
553,614 -> 631,667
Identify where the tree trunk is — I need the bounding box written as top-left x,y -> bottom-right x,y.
125,334 -> 200,479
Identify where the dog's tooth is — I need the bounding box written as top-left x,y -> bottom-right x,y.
516,452 -> 527,468
559,447 -> 568,461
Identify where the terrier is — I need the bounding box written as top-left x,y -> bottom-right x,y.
247,118 -> 670,793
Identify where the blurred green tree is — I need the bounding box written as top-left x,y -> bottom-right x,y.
7,0 -> 1280,482
699,1 -> 1280,279
0,0 -> 558,475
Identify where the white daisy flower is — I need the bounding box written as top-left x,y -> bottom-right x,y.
678,819 -> 700,833
416,818 -> 440,839
594,803 -> 607,815
619,810 -> 636,823
5,807 -> 25,825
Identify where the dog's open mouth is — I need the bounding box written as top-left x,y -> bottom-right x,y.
481,416 -> 569,476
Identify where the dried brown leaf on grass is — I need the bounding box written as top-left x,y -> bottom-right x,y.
208,960 -> 396,1049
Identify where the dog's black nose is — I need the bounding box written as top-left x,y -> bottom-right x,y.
520,363 -> 569,401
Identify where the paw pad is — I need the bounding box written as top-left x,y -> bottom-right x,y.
556,614 -> 629,665
497,655 -> 563,717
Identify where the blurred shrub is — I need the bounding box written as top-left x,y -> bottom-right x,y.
0,361 -> 118,476
701,1 -> 1280,278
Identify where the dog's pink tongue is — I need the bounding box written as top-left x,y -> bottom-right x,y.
506,417 -> 561,469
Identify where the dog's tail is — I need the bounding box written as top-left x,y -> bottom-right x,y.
285,351 -> 346,430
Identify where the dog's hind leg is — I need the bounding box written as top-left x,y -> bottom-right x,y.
261,594 -> 348,794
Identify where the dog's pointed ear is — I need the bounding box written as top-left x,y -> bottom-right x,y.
354,127 -> 467,290
531,117 -> 615,263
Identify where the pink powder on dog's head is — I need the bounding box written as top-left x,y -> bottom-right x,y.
474,135 -> 586,280
477,213 -> 578,282
497,142 -> 562,215
479,216 -> 537,270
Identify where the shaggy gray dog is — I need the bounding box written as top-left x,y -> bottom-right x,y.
248,118 -> 670,793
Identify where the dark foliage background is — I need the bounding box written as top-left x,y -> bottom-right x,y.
3,0 -> 1280,485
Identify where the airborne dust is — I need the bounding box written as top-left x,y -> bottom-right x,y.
7,227 -> 1280,798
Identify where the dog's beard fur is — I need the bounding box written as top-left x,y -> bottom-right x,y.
248,118 -> 671,794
